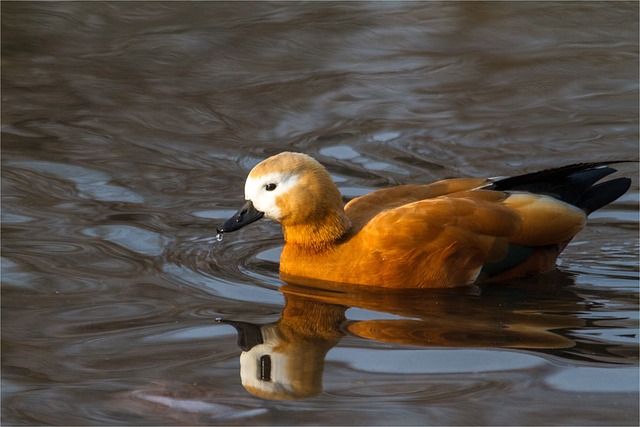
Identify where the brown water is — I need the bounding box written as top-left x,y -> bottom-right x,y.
2,2 -> 639,425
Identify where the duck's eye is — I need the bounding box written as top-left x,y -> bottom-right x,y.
265,183 -> 277,192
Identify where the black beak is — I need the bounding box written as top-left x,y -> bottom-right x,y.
217,319 -> 264,351
216,200 -> 264,234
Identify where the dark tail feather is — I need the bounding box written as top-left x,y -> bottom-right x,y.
484,161 -> 633,213
575,177 -> 631,214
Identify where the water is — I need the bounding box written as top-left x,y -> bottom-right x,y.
2,2 -> 638,425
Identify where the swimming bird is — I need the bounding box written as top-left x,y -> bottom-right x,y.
217,152 -> 631,288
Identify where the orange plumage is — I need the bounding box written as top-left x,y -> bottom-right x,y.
218,152 -> 631,288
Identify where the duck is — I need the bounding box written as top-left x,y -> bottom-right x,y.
217,152 -> 631,288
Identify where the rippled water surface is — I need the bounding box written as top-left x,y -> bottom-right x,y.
2,2 -> 639,425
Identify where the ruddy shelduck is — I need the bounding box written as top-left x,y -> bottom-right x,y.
217,152 -> 631,288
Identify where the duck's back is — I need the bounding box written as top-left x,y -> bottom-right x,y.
344,177 -> 486,230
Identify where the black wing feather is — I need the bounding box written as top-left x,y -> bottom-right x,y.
483,161 -> 633,214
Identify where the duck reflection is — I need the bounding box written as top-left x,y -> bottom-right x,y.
221,273 -> 625,400
221,296 -> 345,400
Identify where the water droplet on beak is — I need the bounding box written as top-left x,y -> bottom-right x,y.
215,232 -> 224,242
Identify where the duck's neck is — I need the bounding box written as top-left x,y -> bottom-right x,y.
282,208 -> 351,253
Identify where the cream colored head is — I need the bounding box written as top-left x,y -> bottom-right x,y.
245,152 -> 348,230
216,152 -> 351,247
245,152 -> 305,222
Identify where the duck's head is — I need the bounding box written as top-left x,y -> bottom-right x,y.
217,152 -> 351,245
